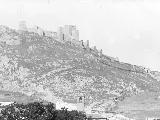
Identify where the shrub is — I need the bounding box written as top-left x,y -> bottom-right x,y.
0,102 -> 86,120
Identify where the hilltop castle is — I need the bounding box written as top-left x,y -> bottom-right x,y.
18,21 -> 102,53
18,21 -> 122,63
4,21 -> 152,75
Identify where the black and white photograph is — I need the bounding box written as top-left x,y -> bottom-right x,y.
0,0 -> 160,119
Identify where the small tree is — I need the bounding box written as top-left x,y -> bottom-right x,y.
0,102 -> 56,120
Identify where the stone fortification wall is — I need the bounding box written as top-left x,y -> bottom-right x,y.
17,21 -> 150,75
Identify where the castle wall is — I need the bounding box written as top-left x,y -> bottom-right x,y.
44,31 -> 58,38
90,46 -> 99,56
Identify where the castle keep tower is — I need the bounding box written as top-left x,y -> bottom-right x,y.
58,27 -> 65,41
58,25 -> 79,43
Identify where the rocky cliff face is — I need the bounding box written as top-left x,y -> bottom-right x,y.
0,25 -> 160,111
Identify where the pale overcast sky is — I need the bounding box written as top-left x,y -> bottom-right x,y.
0,0 -> 160,71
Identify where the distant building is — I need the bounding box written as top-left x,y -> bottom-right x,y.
76,93 -> 85,112
18,21 -> 27,31
56,101 -> 77,111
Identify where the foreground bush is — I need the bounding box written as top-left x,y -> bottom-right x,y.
0,102 -> 86,120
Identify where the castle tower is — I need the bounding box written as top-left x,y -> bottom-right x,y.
98,49 -> 103,57
71,29 -> 79,41
94,46 -> 98,52
83,40 -> 90,50
18,21 -> 27,31
63,25 -> 71,41
80,40 -> 85,48
58,27 -> 65,41
77,93 -> 85,112
58,25 -> 79,43
86,40 -> 89,47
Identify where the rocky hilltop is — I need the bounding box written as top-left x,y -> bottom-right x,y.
0,25 -> 160,114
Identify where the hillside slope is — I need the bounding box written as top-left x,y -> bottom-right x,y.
0,25 -> 160,112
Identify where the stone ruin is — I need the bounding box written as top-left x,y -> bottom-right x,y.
17,21 -> 124,63
58,25 -> 79,42
18,21 -> 153,73
18,21 -> 104,58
